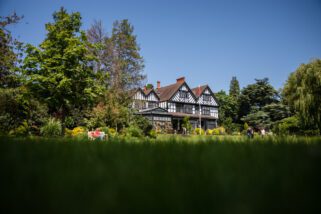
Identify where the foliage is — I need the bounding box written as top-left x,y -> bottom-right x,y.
194,128 -> 205,135
283,59 -> 321,134
109,19 -> 146,91
215,90 -> 238,123
9,120 -> 29,136
229,76 -> 240,99
244,122 -> 249,131
23,7 -> 103,127
0,88 -> 26,133
121,124 -> 143,138
71,127 -> 86,137
0,12 -> 23,88
40,118 -> 62,137
182,116 -> 192,132
239,78 -> 279,118
274,116 -> 300,135
148,129 -> 157,139
132,114 -> 153,136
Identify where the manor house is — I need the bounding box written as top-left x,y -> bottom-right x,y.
131,77 -> 219,133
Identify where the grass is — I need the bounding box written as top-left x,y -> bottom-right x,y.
1,135 -> 321,213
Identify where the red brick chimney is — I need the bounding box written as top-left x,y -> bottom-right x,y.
157,81 -> 161,89
176,76 -> 185,83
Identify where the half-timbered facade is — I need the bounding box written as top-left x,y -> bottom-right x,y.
132,77 -> 219,133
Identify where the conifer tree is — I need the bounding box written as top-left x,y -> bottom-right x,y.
229,76 -> 240,98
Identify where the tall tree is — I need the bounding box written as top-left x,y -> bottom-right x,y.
238,78 -> 278,118
86,20 -> 109,87
0,13 -> 23,88
283,59 -> 321,133
23,7 -> 102,128
109,19 -> 145,92
229,76 -> 240,98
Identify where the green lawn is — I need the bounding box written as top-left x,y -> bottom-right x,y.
1,136 -> 321,213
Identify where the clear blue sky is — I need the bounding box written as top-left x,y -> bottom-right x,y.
1,0 -> 321,92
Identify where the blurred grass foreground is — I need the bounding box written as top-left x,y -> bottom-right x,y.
1,136 -> 321,213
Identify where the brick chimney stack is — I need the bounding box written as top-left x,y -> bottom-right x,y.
157,81 -> 161,89
176,76 -> 185,83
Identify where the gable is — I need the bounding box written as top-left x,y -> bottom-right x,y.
197,86 -> 219,106
170,83 -> 197,103
133,89 -> 145,100
146,91 -> 159,101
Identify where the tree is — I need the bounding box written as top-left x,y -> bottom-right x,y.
215,90 -> 238,124
23,7 -> 102,130
86,20 -> 109,87
238,78 -> 278,118
0,12 -> 23,88
109,19 -> 146,92
283,59 -> 321,133
229,76 -> 240,98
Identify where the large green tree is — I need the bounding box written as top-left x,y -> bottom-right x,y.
238,78 -> 278,118
23,8 -> 102,127
283,59 -> 321,133
0,13 -> 23,88
215,90 -> 238,124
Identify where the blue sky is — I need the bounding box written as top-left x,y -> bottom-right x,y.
1,0 -> 321,92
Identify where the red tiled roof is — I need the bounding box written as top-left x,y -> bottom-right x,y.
191,85 -> 208,98
156,81 -> 184,101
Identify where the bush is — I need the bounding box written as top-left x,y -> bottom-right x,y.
212,128 -> 220,135
194,128 -> 205,135
65,128 -> 72,137
40,118 -> 62,137
148,129 -> 157,139
71,127 -> 86,137
274,116 -> 300,135
122,125 -> 143,138
9,120 -> 29,136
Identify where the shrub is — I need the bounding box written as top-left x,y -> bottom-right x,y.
274,116 -> 300,135
148,129 -> 157,139
194,128 -> 205,135
212,128 -> 220,135
40,118 -> 62,137
122,125 -> 143,138
9,120 -> 29,136
65,128 -> 72,137
206,129 -> 213,135
71,127 -> 86,137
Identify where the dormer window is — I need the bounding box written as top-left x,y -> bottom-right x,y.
179,91 -> 188,99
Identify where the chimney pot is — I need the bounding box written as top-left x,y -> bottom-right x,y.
176,77 -> 185,83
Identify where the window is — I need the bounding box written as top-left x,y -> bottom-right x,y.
176,103 -> 183,112
203,95 -> 211,102
184,105 -> 193,114
179,91 -> 188,99
148,102 -> 157,108
202,106 -> 210,115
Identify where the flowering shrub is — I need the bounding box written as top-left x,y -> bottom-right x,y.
71,127 -> 86,137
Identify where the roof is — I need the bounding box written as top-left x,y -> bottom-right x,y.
191,85 -> 208,98
156,81 -> 185,101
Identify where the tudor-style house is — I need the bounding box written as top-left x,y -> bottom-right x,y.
131,77 -> 219,133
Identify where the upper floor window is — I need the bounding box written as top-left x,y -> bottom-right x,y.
203,94 -> 211,102
179,91 -> 188,99
202,106 -> 210,115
